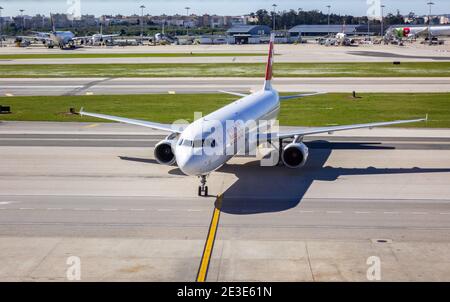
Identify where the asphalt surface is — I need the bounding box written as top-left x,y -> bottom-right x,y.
2,77 -> 450,96
0,122 -> 449,281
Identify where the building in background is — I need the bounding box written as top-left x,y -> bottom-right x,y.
226,25 -> 271,44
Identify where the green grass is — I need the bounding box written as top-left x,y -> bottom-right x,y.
0,62 -> 449,78
1,93 -> 449,128
0,53 -> 266,60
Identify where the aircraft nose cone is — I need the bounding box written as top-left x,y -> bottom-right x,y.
177,156 -> 199,176
176,150 -> 200,176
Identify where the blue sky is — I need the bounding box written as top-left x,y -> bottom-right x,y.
0,0 -> 448,17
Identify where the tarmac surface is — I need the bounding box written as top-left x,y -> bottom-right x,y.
0,43 -> 449,63
0,122 -> 449,281
2,77 -> 450,96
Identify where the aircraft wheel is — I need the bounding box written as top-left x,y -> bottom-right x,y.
198,186 -> 208,197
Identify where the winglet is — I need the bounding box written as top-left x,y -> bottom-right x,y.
79,107 -> 84,116
425,114 -> 428,122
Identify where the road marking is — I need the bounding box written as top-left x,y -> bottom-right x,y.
0,202 -> 11,205
130,208 -> 145,211
326,210 -> 342,214
299,210 -> 314,213
197,194 -> 223,282
354,211 -> 371,214
188,209 -> 202,212
19,208 -> 34,210
411,212 -> 428,215
83,123 -> 99,129
383,211 -> 399,214
102,208 -> 118,211
47,208 -> 62,210
74,208 -> 90,211
439,212 -> 450,215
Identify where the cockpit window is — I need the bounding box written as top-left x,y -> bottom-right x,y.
181,139 -> 193,147
193,139 -> 205,148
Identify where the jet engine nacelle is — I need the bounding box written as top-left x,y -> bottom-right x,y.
154,140 -> 176,165
281,142 -> 309,168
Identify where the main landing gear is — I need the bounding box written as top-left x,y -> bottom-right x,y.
198,175 -> 208,197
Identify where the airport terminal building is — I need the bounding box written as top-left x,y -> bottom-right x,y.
226,25 -> 272,44
289,24 -> 378,37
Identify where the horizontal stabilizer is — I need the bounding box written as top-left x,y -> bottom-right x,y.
218,90 -> 249,97
280,92 -> 326,101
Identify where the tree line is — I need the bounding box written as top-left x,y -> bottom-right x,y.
249,9 -> 406,29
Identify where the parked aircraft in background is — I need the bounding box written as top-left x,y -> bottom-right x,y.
88,24 -> 119,45
386,25 -> 450,44
18,14 -> 82,49
80,34 -> 426,196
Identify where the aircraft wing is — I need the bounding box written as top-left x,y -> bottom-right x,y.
79,109 -> 184,133
100,34 -> 120,38
72,36 -> 90,41
277,116 -> 427,139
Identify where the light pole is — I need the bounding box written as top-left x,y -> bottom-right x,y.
20,9 -> 25,34
380,4 -> 385,36
272,4 -> 277,31
140,5 -> 145,42
185,7 -> 190,36
0,6 -> 3,48
427,2 -> 434,44
326,5 -> 331,35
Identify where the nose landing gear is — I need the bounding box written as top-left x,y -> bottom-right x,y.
198,175 -> 208,197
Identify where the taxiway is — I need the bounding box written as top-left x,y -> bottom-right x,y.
0,122 -> 449,281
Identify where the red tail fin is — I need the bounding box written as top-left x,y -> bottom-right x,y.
264,34 -> 275,90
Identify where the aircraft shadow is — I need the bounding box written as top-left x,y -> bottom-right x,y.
214,141 -> 450,215
119,156 -> 160,165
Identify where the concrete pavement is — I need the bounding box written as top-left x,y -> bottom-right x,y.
0,122 -> 449,281
1,43 -> 449,63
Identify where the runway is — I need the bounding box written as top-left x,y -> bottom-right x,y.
0,122 -> 449,281
2,77 -> 450,96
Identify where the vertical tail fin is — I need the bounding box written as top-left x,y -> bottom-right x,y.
263,33 -> 275,91
50,13 -> 56,32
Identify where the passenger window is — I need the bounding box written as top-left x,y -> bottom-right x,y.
211,140 -> 216,148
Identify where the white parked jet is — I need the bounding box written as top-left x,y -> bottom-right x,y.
80,34 -> 426,196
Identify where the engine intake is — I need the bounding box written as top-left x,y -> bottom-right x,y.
154,140 -> 176,165
281,142 -> 309,168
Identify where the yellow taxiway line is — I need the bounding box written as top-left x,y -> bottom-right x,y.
197,194 -> 223,282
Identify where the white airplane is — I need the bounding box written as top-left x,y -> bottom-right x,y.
20,14 -> 83,49
386,25 -> 450,42
88,24 -> 119,45
80,34 -> 426,196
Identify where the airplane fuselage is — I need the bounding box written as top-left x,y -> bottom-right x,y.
48,31 -> 75,47
175,89 -> 280,176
